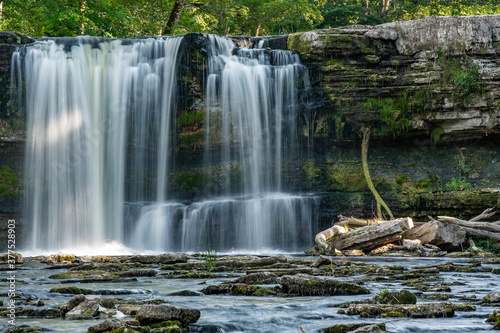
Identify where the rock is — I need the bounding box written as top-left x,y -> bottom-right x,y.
280,274 -> 370,296
116,269 -> 156,277
50,286 -> 93,295
347,302 -> 456,318
167,290 -> 205,296
404,221 -> 466,251
484,292 -> 500,303
0,252 -> 23,264
201,283 -> 277,296
312,255 -> 335,267
87,319 -> 124,333
487,308 -> 500,330
60,294 -> 86,316
130,253 -> 190,264
116,305 -> 142,315
378,15 -> 499,55
64,296 -> 102,320
135,304 -> 200,326
4,326 -> 48,332
375,290 -> 417,305
320,323 -> 387,333
43,254 -> 76,264
226,272 -> 279,285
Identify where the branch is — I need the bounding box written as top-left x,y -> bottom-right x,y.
438,216 -> 500,233
470,207 -> 495,222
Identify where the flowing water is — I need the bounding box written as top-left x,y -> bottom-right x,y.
3,256 -> 498,332
13,34 -> 316,253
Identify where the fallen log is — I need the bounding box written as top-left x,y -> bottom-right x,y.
314,225 -> 346,253
470,208 -> 496,222
460,227 -> 500,242
334,215 -> 383,227
437,216 -> 500,233
404,220 -> 466,251
330,217 -> 413,251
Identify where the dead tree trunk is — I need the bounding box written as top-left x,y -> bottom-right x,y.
315,225 -> 346,252
331,217 -> 413,251
362,127 -> 394,220
164,0 -> 185,35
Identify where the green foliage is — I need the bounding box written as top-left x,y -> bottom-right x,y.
202,233 -> 217,272
470,237 -> 500,255
431,127 -> 445,144
362,97 -> 410,136
436,49 -> 483,102
0,165 -> 21,200
178,112 -> 205,128
444,177 -> 471,191
302,160 -> 321,185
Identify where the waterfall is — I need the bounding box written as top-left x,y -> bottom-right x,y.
15,34 -> 317,253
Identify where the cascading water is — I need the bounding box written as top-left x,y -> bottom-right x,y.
15,34 -> 318,253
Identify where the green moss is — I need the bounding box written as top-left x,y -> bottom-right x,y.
49,286 -> 93,295
321,323 -> 385,333
173,172 -> 204,191
0,165 -> 21,200
432,127 -> 445,144
302,160 -> 321,185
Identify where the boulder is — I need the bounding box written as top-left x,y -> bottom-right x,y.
130,253 -> 190,264
87,319 -> 124,333
320,323 -> 386,333
374,290 -> 417,305
280,274 -> 370,296
484,292 -> 500,304
347,303 -> 472,318
60,294 -> 86,316
487,308 -> 500,329
226,272 -> 279,285
43,254 -> 76,264
64,296 -> 102,320
404,221 -> 466,251
0,252 -> 23,264
135,304 -> 200,326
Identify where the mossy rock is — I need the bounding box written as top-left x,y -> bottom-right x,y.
201,283 -> 277,296
319,323 -> 386,333
376,290 -> 417,305
49,286 -> 93,295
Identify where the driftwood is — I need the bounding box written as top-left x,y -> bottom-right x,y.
404,220 -> 466,251
335,215 -> 384,227
314,225 -> 346,252
330,217 -> 413,251
437,216 -> 500,233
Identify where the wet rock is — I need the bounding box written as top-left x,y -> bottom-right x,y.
116,269 -> 156,277
117,305 -> 142,315
167,290 -> 204,296
0,252 -> 23,264
347,302 -> 471,318
42,254 -> 76,264
135,304 -> 200,327
24,296 -> 44,306
312,255 -> 335,267
280,273 -> 370,296
50,286 -> 93,295
487,308 -> 500,330
374,290 -> 417,304
320,323 -> 387,333
163,270 -> 215,279
225,272 -> 278,285
87,319 -> 125,333
201,283 -> 277,296
130,253 -> 190,264
4,326 -> 47,332
2,307 -> 60,318
60,294 -> 86,316
484,292 -> 500,304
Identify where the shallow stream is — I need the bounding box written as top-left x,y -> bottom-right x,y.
2,255 -> 499,332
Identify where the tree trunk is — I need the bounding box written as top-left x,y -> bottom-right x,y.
380,0 -> 391,17
404,220 -> 466,251
0,1 -> 3,21
255,22 -> 261,37
80,1 -> 86,35
164,0 -> 185,35
314,225 -> 346,252
361,127 -> 394,220
331,218 -> 413,251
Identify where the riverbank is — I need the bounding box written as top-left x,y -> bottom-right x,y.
1,252 -> 499,332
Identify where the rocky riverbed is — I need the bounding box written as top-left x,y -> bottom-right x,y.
1,252 -> 500,332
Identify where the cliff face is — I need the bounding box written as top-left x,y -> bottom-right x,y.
287,15 -> 500,143
0,16 -> 499,230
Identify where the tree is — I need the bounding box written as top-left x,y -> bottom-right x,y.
361,126 -> 394,220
